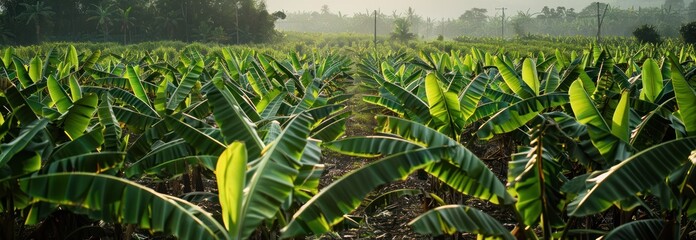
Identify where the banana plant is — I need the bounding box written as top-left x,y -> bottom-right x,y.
566,54 -> 696,238
282,115 -> 513,239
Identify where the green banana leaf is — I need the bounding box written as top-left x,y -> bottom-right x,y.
236,113 -> 313,239
521,58 -> 540,96
98,93 -> 123,152
425,73 -> 465,140
208,84 -> 263,158
109,88 -> 158,117
0,119 -> 48,166
50,128 -> 103,161
28,56 -> 42,83
603,219 -> 664,240
12,57 -> 32,88
568,136 -> 696,216
381,80 -> 431,123
62,93 -> 98,140
68,75 -> 82,100
4,84 -> 38,125
569,79 -> 619,162
44,152 -> 125,173
362,96 -> 405,117
216,142 -> 247,237
408,205 -> 514,240
125,139 -> 193,178
167,60 -> 203,110
494,56 -> 535,99
477,93 -> 569,139
459,74 -> 489,121
165,115 -> 226,156
639,58 -> 663,103
376,116 -> 512,204
20,173 -> 229,240
670,57 -> 696,136
125,66 -> 151,106
281,147 -> 452,238
325,136 -> 422,158
47,75 -> 72,114
310,111 -> 349,142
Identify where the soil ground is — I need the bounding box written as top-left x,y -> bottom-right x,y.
315,83 -> 517,239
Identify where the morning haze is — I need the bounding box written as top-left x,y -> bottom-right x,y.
265,0 -> 661,19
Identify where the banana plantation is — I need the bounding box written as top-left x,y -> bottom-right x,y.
1,38 -> 696,239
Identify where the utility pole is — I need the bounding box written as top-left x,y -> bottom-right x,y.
496,7 -> 507,39
441,18 -> 444,38
374,10 -> 377,47
596,2 -> 609,43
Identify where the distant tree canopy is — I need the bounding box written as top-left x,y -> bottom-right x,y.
276,2 -> 694,41
0,0 -> 284,45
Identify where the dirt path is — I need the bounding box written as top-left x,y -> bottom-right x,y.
317,84 -> 431,239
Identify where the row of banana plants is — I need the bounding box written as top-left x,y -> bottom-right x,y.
0,45 -> 353,239
278,44 -> 696,239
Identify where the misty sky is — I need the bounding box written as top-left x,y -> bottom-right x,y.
265,0 -> 662,19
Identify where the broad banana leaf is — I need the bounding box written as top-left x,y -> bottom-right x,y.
125,139 -> 193,178
109,88 -> 158,117
477,93 -> 569,139
409,205 -> 514,240
68,76 -> 82,100
4,84 -> 38,124
12,57 -> 32,88
63,93 -> 98,140
50,128 -> 103,161
459,73 -> 489,121
165,115 -> 226,156
44,152 -> 125,173
670,57 -> 696,136
47,75 -> 72,113
0,119 -> 48,166
494,56 -> 535,99
362,96 -> 405,117
167,60 -> 203,110
236,113 -> 313,239
376,116 -> 512,204
521,58 -> 540,96
216,142 -> 247,237
568,136 -> 696,216
603,219 -> 664,240
325,136 -> 422,158
125,66 -> 151,106
381,81 -> 431,123
98,93 -> 123,152
569,80 -> 620,162
611,91 -> 631,144
208,84 -> 263,158
281,147 -> 452,238
310,111 -> 349,142
29,56 -> 42,83
19,173 -> 229,240
425,73 -> 465,140
640,58 -> 663,103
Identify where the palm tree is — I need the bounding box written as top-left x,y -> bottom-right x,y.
0,22 -> 16,44
17,1 -> 55,43
117,7 -> 135,44
157,11 -> 183,39
87,4 -> 115,42
390,17 -> 416,42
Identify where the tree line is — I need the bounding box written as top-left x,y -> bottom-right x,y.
276,1 -> 696,40
0,0 -> 286,45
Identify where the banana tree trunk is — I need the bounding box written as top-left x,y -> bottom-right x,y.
35,21 -> 40,43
